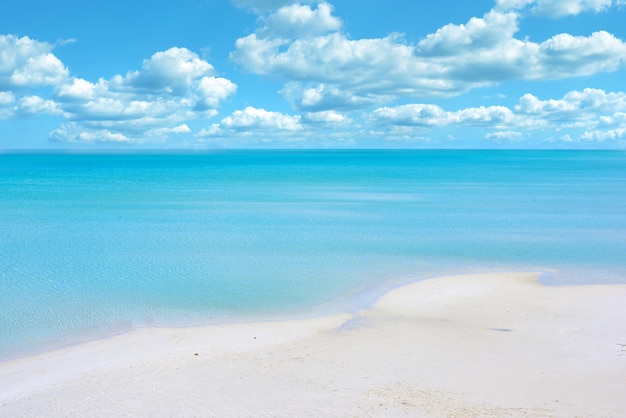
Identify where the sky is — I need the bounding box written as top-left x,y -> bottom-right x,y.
1,0 -> 626,149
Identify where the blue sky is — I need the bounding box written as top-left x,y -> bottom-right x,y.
1,0 -> 626,149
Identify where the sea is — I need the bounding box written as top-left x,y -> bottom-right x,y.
1,150 -> 625,358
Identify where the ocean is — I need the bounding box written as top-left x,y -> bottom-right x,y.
1,150 -> 625,357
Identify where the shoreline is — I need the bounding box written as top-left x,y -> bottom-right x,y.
0,267 -> 549,362
2,271 -> 626,416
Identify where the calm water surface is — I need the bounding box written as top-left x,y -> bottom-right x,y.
1,150 -> 625,356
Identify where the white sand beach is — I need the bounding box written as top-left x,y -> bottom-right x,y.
1,272 -> 626,417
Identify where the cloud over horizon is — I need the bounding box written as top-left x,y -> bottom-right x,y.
232,6 -> 626,114
1,0 -> 626,148
2,42 -> 237,143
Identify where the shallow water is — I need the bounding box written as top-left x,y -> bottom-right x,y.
1,150 -> 625,356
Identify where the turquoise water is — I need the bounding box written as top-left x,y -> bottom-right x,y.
1,150 -> 625,357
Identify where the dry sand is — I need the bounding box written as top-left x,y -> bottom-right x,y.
1,272 -> 625,417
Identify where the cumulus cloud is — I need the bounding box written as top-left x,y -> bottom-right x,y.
195,105 -> 362,145
372,104 -> 448,127
1,93 -> 66,119
119,47 -> 214,95
147,124 -> 192,137
231,6 -> 626,112
232,31 -> 429,109
4,2 -> 626,148
50,47 -> 236,142
598,111 -> 626,126
418,11 -> 519,56
191,87 -> 626,145
222,106 -> 302,130
198,106 -> 302,138
449,106 -> 523,127
516,88 -> 626,118
370,88 -> 626,143
17,95 -> 65,116
534,31 -> 626,78
413,12 -> 626,83
196,76 -> 239,109
261,2 -> 341,38
0,34 -> 69,89
304,110 -> 350,123
371,103 -> 537,130
0,33 -> 237,143
518,89 -> 626,142
56,78 -> 99,101
49,123 -> 130,143
580,127 -> 626,141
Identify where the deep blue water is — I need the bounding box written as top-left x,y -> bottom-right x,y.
1,150 -> 625,357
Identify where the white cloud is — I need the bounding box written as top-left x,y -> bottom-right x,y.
196,106 -> 360,144
513,89 -> 626,141
516,88 -> 626,117
0,91 -> 15,105
232,31 -> 427,109
10,53 -> 68,87
1,93 -> 65,119
449,106 -> 521,127
49,123 -> 130,143
49,47 -> 236,142
1,35 -> 236,143
370,88 -> 626,143
262,2 -> 341,38
195,124 -> 222,137
534,31 -> 626,79
232,7 -> 626,112
17,95 -> 64,116
371,103 -> 536,130
221,106 -> 302,130
0,34 -> 68,89
195,106 -> 305,144
120,47 -> 215,95
304,110 -> 350,123
580,127 -> 626,141
578,109 -> 626,141
148,124 -> 192,137
234,32 -> 415,82
195,76 -> 238,108
4,2 -> 626,149
372,104 -> 448,127
71,97 -> 171,121
418,11 -> 519,56
496,0 -> 618,17
56,78 -> 99,101
416,16 -> 626,82
598,111 -> 626,126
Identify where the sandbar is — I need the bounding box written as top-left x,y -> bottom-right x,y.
1,272 -> 625,417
